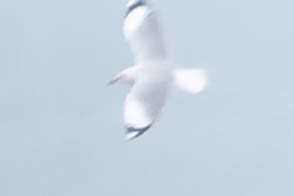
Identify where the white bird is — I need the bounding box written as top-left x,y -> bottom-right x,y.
109,0 -> 207,140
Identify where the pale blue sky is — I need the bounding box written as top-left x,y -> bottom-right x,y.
0,0 -> 294,195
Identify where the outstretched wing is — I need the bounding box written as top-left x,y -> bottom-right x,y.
123,80 -> 170,140
123,4 -> 169,63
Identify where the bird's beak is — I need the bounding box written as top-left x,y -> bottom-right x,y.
107,79 -> 116,86
107,75 -> 121,86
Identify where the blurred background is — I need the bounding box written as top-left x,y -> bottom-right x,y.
0,0 -> 293,195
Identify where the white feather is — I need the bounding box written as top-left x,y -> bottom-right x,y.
110,1 -> 208,139
173,68 -> 207,93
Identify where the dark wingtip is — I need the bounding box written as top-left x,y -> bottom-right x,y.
125,0 -> 147,18
125,124 -> 152,140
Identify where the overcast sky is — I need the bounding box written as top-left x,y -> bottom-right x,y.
0,0 -> 294,195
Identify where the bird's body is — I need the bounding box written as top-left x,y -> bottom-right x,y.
109,0 -> 207,140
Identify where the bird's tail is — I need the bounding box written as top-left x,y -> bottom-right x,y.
172,68 -> 207,93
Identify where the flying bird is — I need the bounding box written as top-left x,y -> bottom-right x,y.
109,0 -> 207,140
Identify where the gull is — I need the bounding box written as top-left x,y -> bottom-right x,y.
109,0 -> 207,140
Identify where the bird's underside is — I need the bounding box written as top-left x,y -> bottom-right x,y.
109,0 -> 207,140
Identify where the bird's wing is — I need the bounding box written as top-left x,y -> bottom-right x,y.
123,5 -> 169,63
123,80 -> 169,140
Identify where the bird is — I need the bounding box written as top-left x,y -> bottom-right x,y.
109,0 -> 207,140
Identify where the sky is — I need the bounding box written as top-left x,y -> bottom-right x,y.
0,0 -> 294,195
